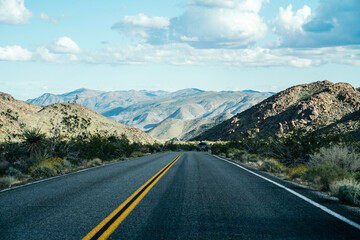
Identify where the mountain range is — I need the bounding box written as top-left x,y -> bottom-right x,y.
195,81 -> 360,141
0,93 -> 154,143
28,88 -> 272,140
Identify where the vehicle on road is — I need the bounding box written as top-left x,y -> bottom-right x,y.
196,142 -> 209,152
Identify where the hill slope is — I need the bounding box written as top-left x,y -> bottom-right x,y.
0,92 -> 154,143
195,81 -> 360,141
148,113 -> 232,141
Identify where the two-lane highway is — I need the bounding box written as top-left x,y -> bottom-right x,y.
1,152 -> 360,239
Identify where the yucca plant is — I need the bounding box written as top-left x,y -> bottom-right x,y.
23,128 -> 46,157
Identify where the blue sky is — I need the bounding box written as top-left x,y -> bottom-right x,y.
0,0 -> 359,100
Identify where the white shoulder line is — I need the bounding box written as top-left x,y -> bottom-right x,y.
214,155 -> 360,231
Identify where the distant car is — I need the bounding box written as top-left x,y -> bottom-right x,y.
196,142 -> 209,152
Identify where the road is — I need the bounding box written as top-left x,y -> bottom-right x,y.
1,152 -> 360,239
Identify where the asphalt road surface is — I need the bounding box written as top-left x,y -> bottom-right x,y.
1,152 -> 360,239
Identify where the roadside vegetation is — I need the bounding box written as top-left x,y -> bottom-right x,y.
210,130 -> 360,207
0,125 -> 195,189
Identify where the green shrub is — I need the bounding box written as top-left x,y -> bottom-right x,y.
259,159 -> 286,173
5,167 -> 22,177
30,165 -> 56,178
0,176 -> 16,188
352,172 -> 360,182
338,186 -> 360,206
309,145 -> 360,171
87,158 -> 102,167
287,165 -> 309,179
303,164 -> 350,191
233,150 -> 248,162
247,154 -> 261,163
0,160 -> 9,174
130,152 -> 145,158
330,178 -> 360,196
29,157 -> 64,178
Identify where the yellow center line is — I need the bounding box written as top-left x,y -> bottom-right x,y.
82,154 -> 182,240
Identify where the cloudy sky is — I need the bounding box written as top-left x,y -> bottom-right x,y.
1,0 -> 360,100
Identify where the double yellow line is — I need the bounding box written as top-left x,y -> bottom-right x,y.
83,154 -> 183,240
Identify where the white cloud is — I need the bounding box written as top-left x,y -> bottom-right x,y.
39,12 -> 59,24
112,0 -> 268,48
112,13 -> 170,41
274,1 -> 360,47
0,0 -> 32,25
0,45 -> 32,61
272,5 -> 311,35
82,44 -> 360,68
52,37 -> 81,54
35,47 -> 58,62
171,0 -> 268,48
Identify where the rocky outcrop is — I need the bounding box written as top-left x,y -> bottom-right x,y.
195,81 -> 360,141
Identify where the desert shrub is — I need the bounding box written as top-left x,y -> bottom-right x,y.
309,145 -> 360,171
130,152 -> 145,158
29,157 -> 64,178
287,165 -> 309,179
0,176 -> 16,188
247,154 -> 261,162
226,148 -> 242,159
30,165 -> 56,178
62,159 -> 72,169
303,164 -> 350,191
233,150 -> 248,162
352,172 -> 360,182
5,167 -> 22,178
259,158 -> 286,173
0,160 -> 9,174
87,158 -> 102,167
338,186 -> 360,206
330,178 -> 360,196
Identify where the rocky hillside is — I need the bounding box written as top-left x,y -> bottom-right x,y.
195,81 -> 360,141
148,113 -> 232,141
28,88 -> 272,131
0,92 -> 154,143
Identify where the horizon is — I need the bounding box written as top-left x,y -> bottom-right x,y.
1,1 -> 360,100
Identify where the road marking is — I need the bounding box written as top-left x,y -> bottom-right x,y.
83,154 -> 182,240
214,155 -> 360,231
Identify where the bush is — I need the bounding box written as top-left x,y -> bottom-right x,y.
352,172 -> 360,182
233,150 -> 248,162
130,152 -> 145,158
29,157 -> 64,178
338,186 -> 360,206
0,176 -> 16,188
259,158 -> 286,173
247,154 -> 261,163
5,167 -> 22,178
30,165 -> 56,178
309,145 -> 360,171
287,165 -> 309,179
303,164 -> 350,191
87,158 -> 102,167
330,178 -> 360,196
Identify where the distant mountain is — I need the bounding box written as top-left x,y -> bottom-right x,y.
27,88 -> 168,114
147,112 -> 232,141
1,92 -> 154,143
28,88 -> 272,133
103,90 -> 272,130
194,81 -> 360,141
